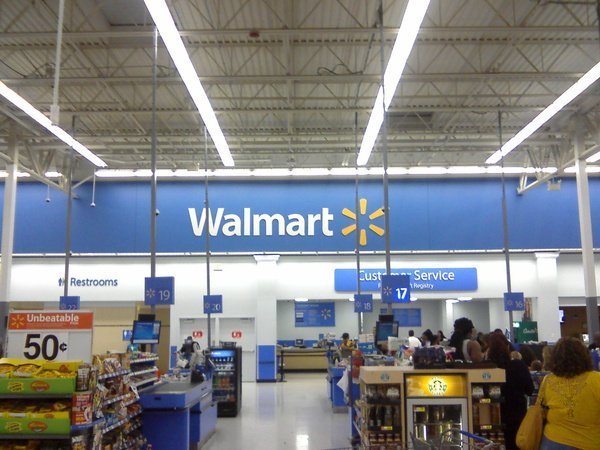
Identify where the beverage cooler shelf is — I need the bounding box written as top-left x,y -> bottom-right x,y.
413,422 -> 462,427
364,399 -> 402,406
476,424 -> 505,431
366,427 -> 402,434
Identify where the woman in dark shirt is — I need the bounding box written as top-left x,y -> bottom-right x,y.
486,333 -> 534,450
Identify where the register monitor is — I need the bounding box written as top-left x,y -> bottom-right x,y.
295,339 -> 305,348
375,320 -> 399,347
131,320 -> 161,344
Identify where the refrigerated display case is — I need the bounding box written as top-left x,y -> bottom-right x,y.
358,366 -> 506,448
405,373 -> 469,445
209,347 -> 242,417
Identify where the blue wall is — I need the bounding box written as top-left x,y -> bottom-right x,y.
0,178 -> 597,253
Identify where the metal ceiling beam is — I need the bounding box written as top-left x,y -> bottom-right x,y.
0,26 -> 595,42
0,72 -> 586,87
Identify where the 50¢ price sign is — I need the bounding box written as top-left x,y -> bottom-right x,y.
7,311 -> 93,363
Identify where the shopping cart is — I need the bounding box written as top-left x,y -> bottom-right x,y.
411,429 -> 505,450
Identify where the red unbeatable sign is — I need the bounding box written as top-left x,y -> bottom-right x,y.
192,331 -> 203,338
231,331 -> 242,339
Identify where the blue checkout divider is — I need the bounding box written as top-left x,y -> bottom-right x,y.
257,345 -> 277,382
327,366 -> 346,410
140,380 -> 216,448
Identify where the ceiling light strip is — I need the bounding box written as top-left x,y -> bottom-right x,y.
94,166 -> 574,178
357,0 -> 430,166
143,0 -> 234,167
486,60 -> 600,165
0,81 -> 107,167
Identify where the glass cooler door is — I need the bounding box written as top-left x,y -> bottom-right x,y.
210,349 -> 236,403
407,399 -> 468,446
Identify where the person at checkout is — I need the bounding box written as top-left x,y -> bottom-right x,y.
339,332 -> 356,358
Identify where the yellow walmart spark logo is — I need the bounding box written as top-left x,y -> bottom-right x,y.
341,199 -> 385,246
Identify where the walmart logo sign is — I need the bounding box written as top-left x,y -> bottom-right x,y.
188,198 -> 384,246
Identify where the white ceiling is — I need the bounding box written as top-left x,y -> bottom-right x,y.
0,0 -> 598,189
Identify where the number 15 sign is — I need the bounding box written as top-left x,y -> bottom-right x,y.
381,274 -> 411,303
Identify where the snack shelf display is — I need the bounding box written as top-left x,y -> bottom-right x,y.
0,358 -> 89,449
93,352 -> 156,449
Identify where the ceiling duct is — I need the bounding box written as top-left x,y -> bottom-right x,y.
386,112 -> 434,131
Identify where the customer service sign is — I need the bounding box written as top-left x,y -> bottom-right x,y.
334,268 -> 478,292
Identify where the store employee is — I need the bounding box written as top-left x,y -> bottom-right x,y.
340,332 -> 355,357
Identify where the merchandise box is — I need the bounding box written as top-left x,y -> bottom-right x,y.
0,377 -> 76,395
0,414 -> 70,435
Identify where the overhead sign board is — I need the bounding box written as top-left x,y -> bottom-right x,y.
335,268 -> 478,292
504,292 -> 525,311
295,302 -> 335,327
59,296 -> 80,311
203,295 -> 223,314
354,294 -> 374,313
145,276 -> 175,305
7,311 -> 93,362
381,275 -> 411,303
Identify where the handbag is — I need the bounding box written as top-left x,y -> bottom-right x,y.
516,377 -> 547,450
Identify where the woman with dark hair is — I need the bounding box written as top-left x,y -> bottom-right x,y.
486,333 -> 533,450
448,317 -> 483,362
420,329 -> 434,347
517,343 -> 538,368
540,337 -> 600,449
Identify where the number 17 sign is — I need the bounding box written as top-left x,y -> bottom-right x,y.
381,274 -> 411,303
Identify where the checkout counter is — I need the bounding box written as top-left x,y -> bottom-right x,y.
279,347 -> 329,371
140,379 -> 217,449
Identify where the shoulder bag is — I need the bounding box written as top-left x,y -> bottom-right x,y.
516,375 -> 547,450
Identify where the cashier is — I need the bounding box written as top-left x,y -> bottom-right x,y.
339,333 -> 356,357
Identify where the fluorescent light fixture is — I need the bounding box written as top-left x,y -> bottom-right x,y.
486,60 -> 600,165
95,169 -> 137,178
408,166 -> 447,175
564,166 -> 600,173
252,168 -> 291,177
0,81 -> 107,167
144,0 -> 234,167
348,296 -> 355,302
446,299 -> 460,304
410,296 -> 418,302
357,0 -> 430,165
294,298 -> 309,302
291,168 -> 330,176
587,151 -> 600,163
0,171 -> 30,178
44,171 -> 62,178
457,297 -> 473,301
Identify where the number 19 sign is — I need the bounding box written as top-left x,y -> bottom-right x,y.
145,276 -> 175,305
381,274 -> 411,303
7,311 -> 93,362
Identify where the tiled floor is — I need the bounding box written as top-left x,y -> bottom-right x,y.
202,373 -> 352,450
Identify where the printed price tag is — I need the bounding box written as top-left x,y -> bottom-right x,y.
7,311 -> 93,362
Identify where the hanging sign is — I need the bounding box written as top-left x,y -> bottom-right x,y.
381,274 -> 411,303
59,296 -> 80,311
504,292 -> 525,311
354,294 -> 374,313
295,302 -> 335,327
231,331 -> 242,339
145,276 -> 175,305
7,311 -> 93,362
204,295 -> 223,314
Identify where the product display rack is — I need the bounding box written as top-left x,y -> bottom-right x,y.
356,368 -> 405,448
0,359 -> 84,449
358,366 -> 507,448
93,353 -> 158,449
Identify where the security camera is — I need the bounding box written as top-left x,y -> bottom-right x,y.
45,197 -> 51,203
155,209 -> 160,216
90,202 -> 96,208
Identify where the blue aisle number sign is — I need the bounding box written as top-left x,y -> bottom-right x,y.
504,292 -> 525,311
145,276 -> 175,305
354,294 -> 374,313
59,296 -> 80,310
381,274 -> 411,303
204,295 -> 223,314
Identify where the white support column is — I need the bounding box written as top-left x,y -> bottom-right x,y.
574,125 -> 600,337
0,124 -> 19,346
254,255 -> 280,347
534,252 -> 561,342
